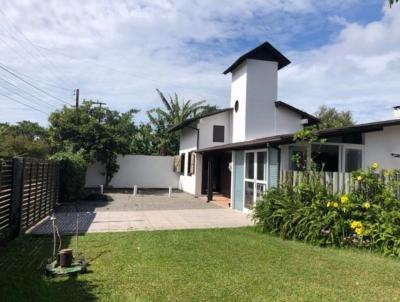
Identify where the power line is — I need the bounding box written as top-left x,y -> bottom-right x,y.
0,59 -> 71,92
37,44 -> 165,86
0,76 -> 59,109
0,63 -> 72,105
0,7 -> 77,88
0,90 -> 49,115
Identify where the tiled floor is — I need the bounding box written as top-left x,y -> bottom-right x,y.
29,192 -> 252,234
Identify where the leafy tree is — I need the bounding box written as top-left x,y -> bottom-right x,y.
0,135 -> 49,158
315,105 -> 354,129
147,89 -> 218,155
49,101 -> 138,187
0,121 -> 50,158
50,150 -> 87,202
130,123 -> 159,155
6,121 -> 48,140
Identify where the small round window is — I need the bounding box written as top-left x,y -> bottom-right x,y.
234,100 -> 239,112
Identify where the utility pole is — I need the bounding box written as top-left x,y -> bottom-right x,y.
91,100 -> 106,109
75,89 -> 79,112
90,100 -> 107,122
74,89 -> 80,124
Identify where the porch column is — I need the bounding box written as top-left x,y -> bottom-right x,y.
207,156 -> 213,202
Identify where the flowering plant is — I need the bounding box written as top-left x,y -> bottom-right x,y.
253,163 -> 400,256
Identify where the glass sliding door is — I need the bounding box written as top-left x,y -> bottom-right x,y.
244,181 -> 254,209
244,150 -> 268,210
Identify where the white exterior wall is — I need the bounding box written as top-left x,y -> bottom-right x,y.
178,128 -> 197,195
245,59 -> 278,140
198,111 -> 232,149
229,59 -> 302,143
230,62 -> 247,142
177,111 -> 232,196
85,161 -> 105,187
275,108 -> 304,134
85,155 -> 179,188
364,125 -> 400,169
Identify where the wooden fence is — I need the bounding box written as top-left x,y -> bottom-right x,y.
0,158 -> 60,244
279,170 -> 400,195
0,158 -> 13,239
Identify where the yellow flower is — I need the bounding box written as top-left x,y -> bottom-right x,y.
333,202 -> 338,208
350,220 -> 362,229
356,175 -> 363,181
340,195 -> 349,204
327,201 -> 331,207
362,202 -> 371,209
372,162 -> 379,170
384,169 -> 393,177
355,227 -> 364,236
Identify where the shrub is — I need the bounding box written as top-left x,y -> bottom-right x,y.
50,150 -> 87,203
253,164 -> 400,256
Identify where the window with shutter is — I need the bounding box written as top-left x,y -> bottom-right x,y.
188,152 -> 195,175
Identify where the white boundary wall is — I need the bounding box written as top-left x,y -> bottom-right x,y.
85,155 -> 179,188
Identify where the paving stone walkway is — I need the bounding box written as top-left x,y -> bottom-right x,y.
29,192 -> 252,234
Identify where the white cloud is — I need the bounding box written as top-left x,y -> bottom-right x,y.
279,4 -> 400,123
0,0 -> 396,127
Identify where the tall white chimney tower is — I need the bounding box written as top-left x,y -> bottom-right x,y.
224,42 -> 291,142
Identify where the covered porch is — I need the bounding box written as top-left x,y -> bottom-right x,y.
198,145 -> 280,212
200,151 -> 232,207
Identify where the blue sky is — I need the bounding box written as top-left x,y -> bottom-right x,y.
0,0 -> 399,125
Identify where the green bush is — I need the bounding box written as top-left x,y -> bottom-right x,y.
253,164 -> 400,256
50,150 -> 87,203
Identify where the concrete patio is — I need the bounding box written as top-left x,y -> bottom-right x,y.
29,191 -> 252,234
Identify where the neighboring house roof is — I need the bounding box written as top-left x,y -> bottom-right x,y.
318,118 -> 400,137
168,108 -> 233,133
275,101 -> 320,125
196,118 -> 400,153
223,41 -> 291,74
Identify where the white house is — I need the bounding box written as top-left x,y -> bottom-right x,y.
169,41 -> 400,212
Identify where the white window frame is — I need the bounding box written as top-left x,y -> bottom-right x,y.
243,149 -> 269,211
341,144 -> 364,172
286,142 -> 364,172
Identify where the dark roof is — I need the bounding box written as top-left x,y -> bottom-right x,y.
223,41 -> 291,74
197,118 -> 400,153
275,101 -> 320,124
168,108 -> 233,133
317,118 -> 400,137
196,133 -> 293,153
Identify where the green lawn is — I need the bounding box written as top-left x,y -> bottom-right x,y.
1,228 -> 400,301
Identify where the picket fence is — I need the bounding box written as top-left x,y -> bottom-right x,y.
279,170 -> 400,196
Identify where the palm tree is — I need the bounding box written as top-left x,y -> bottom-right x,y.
149,89 -> 208,125
147,89 -> 216,155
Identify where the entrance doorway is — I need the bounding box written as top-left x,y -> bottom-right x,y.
201,152 -> 232,200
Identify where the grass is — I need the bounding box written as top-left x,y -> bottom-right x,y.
1,227 -> 400,301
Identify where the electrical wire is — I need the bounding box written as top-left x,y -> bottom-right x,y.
0,63 -> 72,105
0,91 -> 49,115
0,8 -> 77,88
0,76 -> 59,109
0,56 -> 71,93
